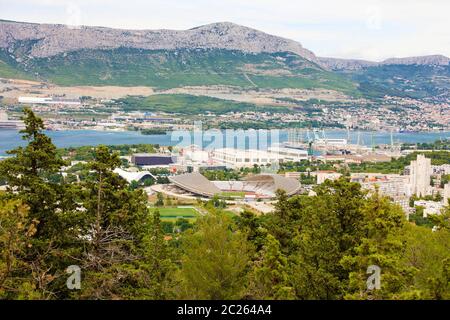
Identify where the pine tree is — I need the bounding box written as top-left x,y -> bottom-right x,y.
341,190 -> 415,300
77,145 -> 149,299
131,209 -> 176,299
0,108 -> 79,298
0,108 -> 67,238
270,178 -> 367,299
245,234 -> 294,299
177,212 -> 250,299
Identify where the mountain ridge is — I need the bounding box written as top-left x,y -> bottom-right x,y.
0,20 -> 319,64
1,19 -> 448,70
320,55 -> 450,71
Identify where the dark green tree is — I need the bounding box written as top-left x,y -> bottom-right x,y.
268,178 -> 374,299
177,212 -> 250,299
341,190 -> 415,299
0,108 -> 68,238
77,145 -> 149,299
244,234 -> 294,299
0,108 -> 79,298
130,209 -> 176,299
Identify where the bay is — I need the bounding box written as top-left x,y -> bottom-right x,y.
0,129 -> 449,156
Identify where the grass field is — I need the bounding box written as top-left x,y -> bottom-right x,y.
150,207 -> 200,221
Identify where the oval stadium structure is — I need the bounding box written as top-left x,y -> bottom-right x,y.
168,172 -> 301,199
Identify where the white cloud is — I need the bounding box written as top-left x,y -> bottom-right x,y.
0,0 -> 449,60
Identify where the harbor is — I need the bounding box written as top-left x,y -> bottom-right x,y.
0,127 -> 449,156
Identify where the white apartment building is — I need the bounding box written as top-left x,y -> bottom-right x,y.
352,174 -> 411,198
444,183 -> 450,206
351,173 -> 412,214
414,200 -> 444,218
315,171 -> 342,184
432,164 -> 450,175
409,154 -> 432,197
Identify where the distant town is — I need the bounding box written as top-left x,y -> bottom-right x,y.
0,92 -> 449,132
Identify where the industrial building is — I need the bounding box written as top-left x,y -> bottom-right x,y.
267,146 -> 309,162
212,148 -> 279,167
211,147 -> 308,168
131,153 -> 175,166
18,96 -> 81,105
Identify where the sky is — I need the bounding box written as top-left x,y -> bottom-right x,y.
1,0 -> 449,61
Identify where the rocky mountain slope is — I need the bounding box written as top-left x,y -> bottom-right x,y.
320,55 -> 449,71
0,20 -> 319,63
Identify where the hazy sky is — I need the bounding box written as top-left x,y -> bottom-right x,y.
1,0 -> 449,61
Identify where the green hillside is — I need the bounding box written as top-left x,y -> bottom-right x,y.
113,93 -> 290,114
0,47 -> 358,94
347,64 -> 450,100
0,51 -> 35,80
2,42 -> 448,102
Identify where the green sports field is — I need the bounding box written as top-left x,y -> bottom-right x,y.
150,207 -> 200,221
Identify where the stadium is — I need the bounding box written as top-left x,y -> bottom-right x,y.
165,172 -> 301,200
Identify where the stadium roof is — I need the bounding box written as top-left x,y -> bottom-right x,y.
244,174 -> 301,196
168,172 -> 301,198
169,172 -> 222,197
